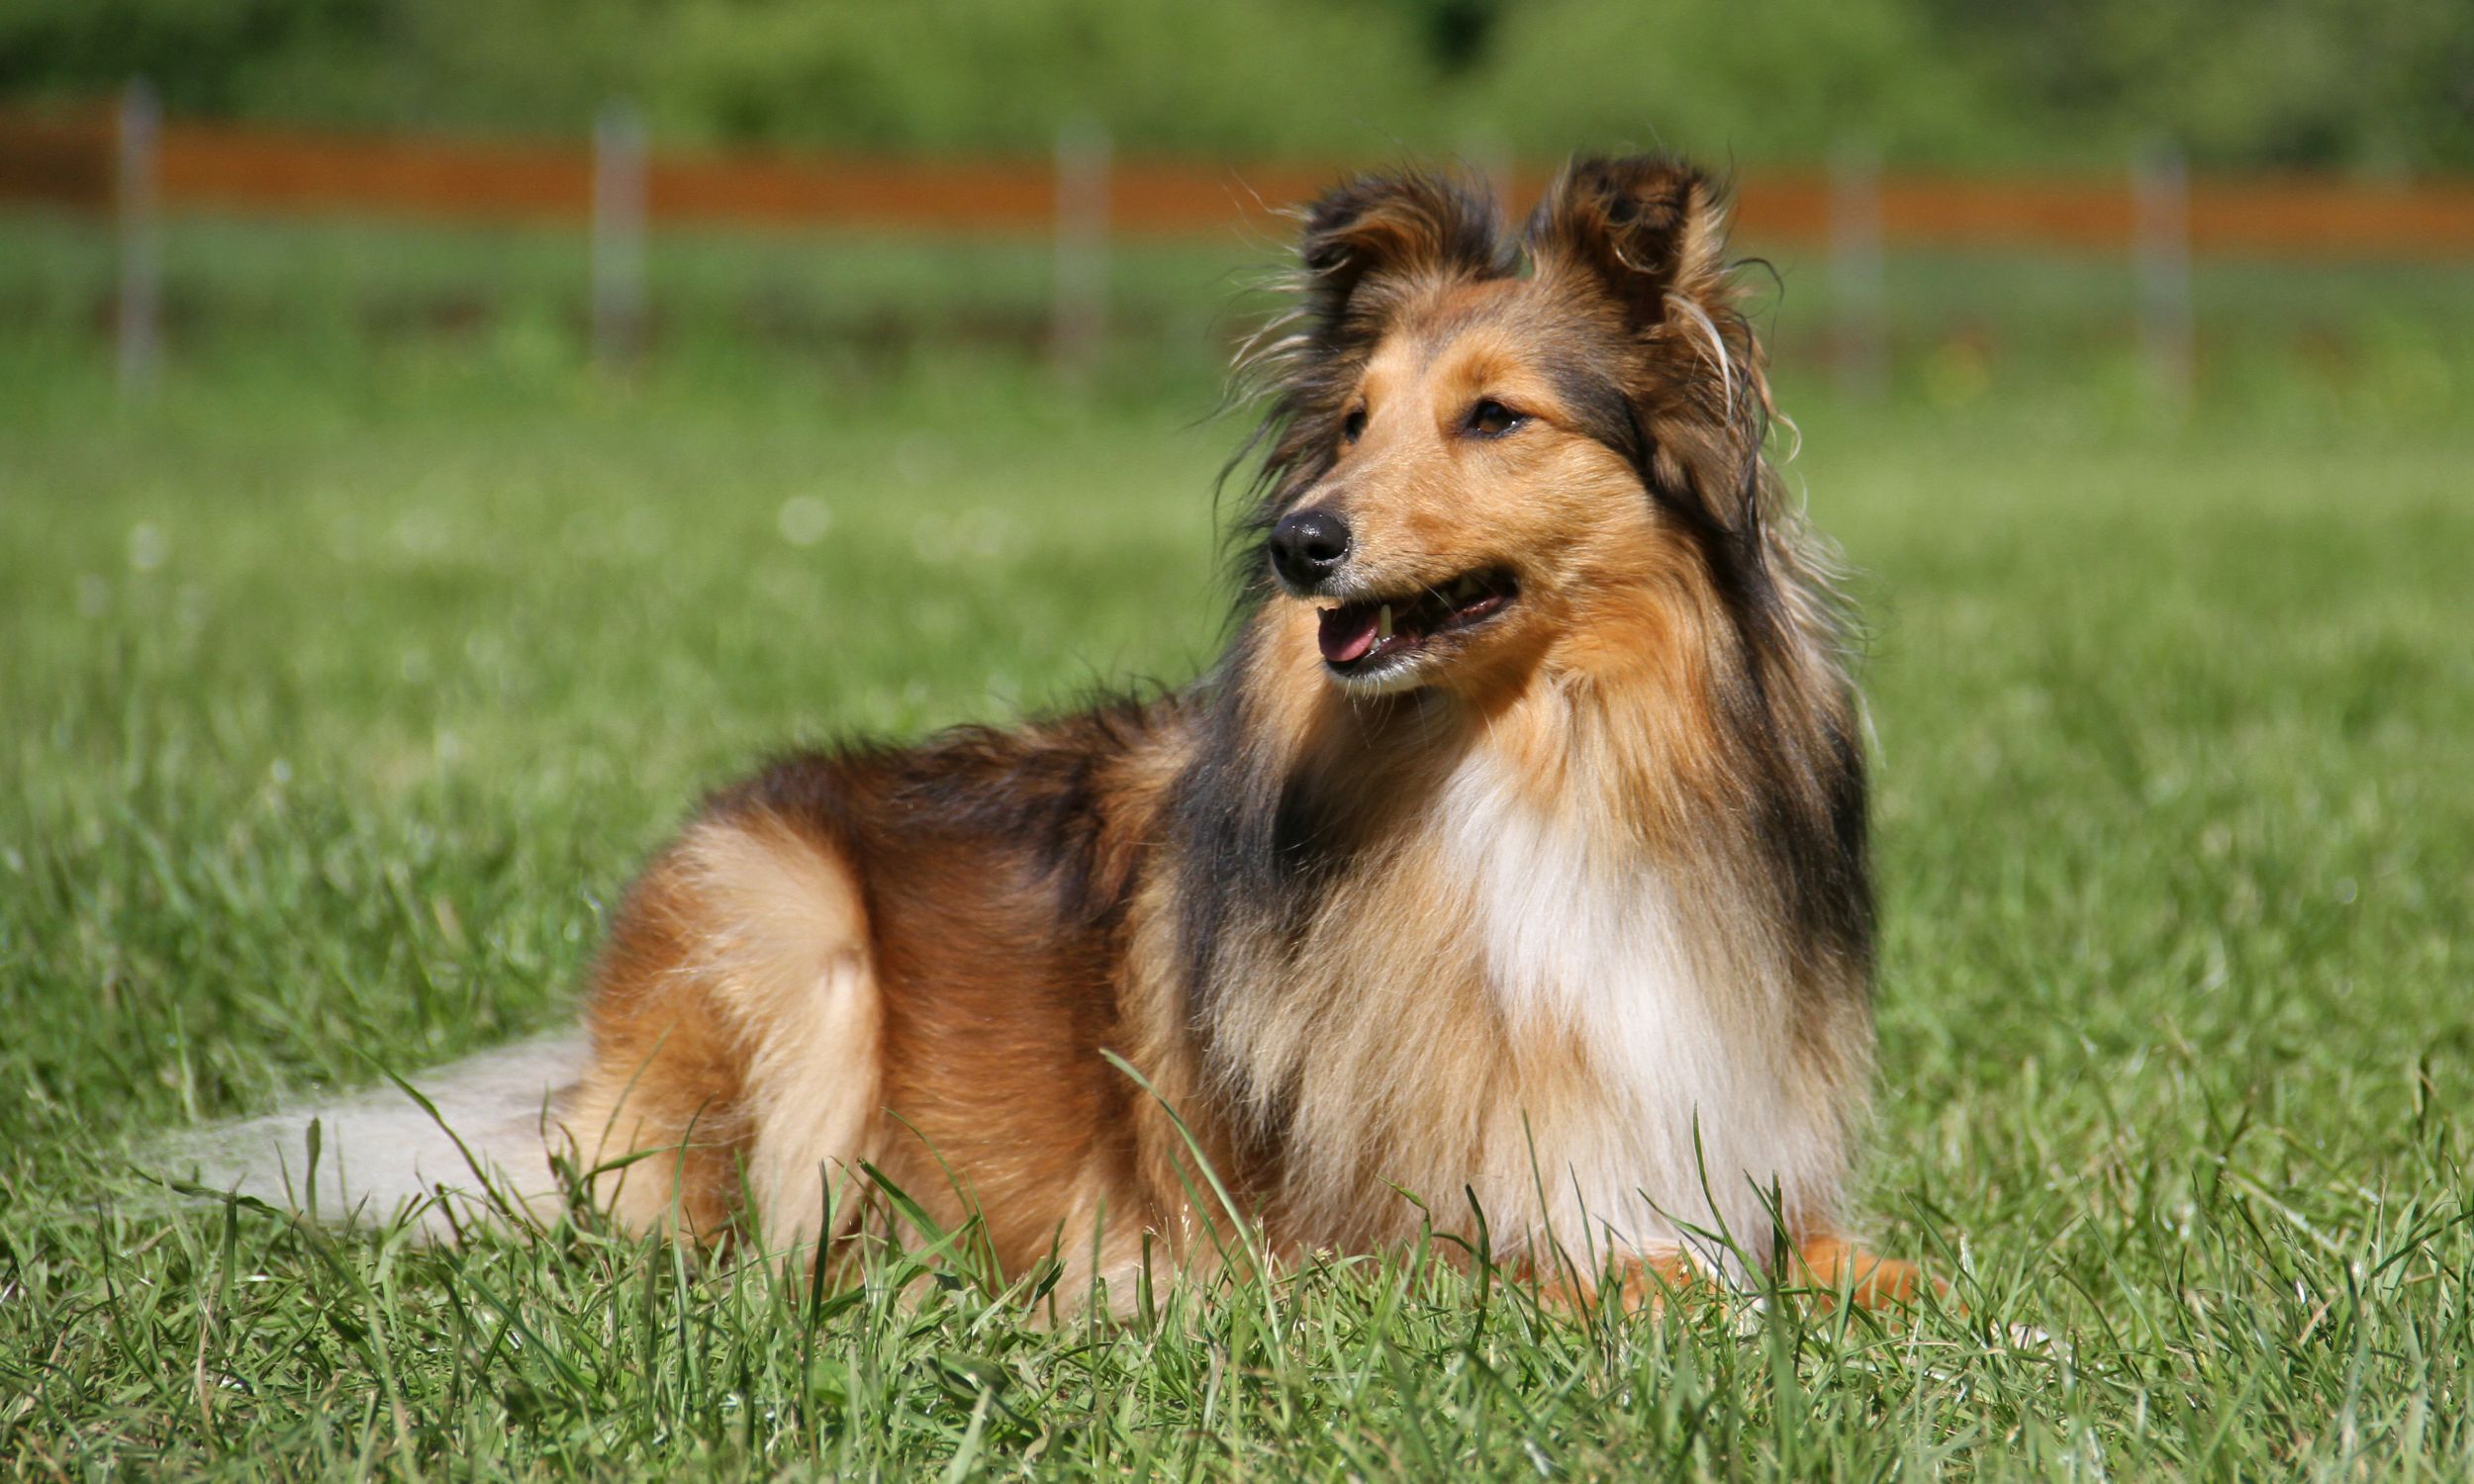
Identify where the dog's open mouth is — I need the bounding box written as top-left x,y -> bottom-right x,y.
1318,569 -> 1518,672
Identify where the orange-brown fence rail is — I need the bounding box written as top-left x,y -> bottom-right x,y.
8,106 -> 2474,259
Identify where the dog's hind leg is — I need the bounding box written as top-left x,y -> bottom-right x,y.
563,812 -> 884,1255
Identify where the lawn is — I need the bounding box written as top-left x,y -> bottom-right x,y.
2,224 -> 2471,1477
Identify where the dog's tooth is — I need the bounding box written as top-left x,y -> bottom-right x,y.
1378,603 -> 1394,639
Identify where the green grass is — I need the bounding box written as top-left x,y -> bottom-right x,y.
3,252 -> 2473,1476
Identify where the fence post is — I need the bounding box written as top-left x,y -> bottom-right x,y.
116,79 -> 160,395
1052,118 -> 1111,377
592,102 -> 648,374
2133,142 -> 2193,405
1828,142 -> 1886,401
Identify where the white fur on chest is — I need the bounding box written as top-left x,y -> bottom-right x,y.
1436,749 -> 1840,1271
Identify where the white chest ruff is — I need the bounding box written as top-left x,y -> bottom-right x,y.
1438,752 -> 1845,1271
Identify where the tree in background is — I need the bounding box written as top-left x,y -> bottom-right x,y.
1928,0 -> 2474,171
2,0 -> 2466,171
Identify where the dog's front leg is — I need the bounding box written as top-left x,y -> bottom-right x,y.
1528,1250 -> 1704,1314
1532,1240 -> 1935,1316
1788,1234 -> 1935,1311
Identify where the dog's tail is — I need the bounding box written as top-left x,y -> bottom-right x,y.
168,1031 -> 589,1238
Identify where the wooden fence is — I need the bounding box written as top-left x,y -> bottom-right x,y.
6,95 -> 2473,392
10,103 -> 2474,254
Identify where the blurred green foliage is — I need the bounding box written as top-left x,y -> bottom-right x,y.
2,0 -> 2468,170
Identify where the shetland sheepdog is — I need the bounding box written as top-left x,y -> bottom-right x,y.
207,154 -> 1919,1311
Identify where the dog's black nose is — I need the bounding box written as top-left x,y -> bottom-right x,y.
1269,509 -> 1351,588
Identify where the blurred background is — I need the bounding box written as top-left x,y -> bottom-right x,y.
2,0 -> 2471,404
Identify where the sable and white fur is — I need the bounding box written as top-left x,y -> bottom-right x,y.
196,156 -> 1912,1308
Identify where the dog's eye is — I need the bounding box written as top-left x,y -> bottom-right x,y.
1465,399 -> 1525,438
1341,407 -> 1368,443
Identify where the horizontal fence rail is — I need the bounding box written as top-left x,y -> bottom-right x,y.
7,106 -> 2474,259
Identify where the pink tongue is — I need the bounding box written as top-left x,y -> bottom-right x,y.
1318,604 -> 1380,664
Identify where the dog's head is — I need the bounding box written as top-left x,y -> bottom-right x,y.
1241,156 -> 1779,699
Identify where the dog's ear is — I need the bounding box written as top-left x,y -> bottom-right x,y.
1294,172 -> 1505,345
1528,155 -> 1768,528
1528,155 -> 1733,330
1528,156 -> 1758,423
1233,173 -> 1505,522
